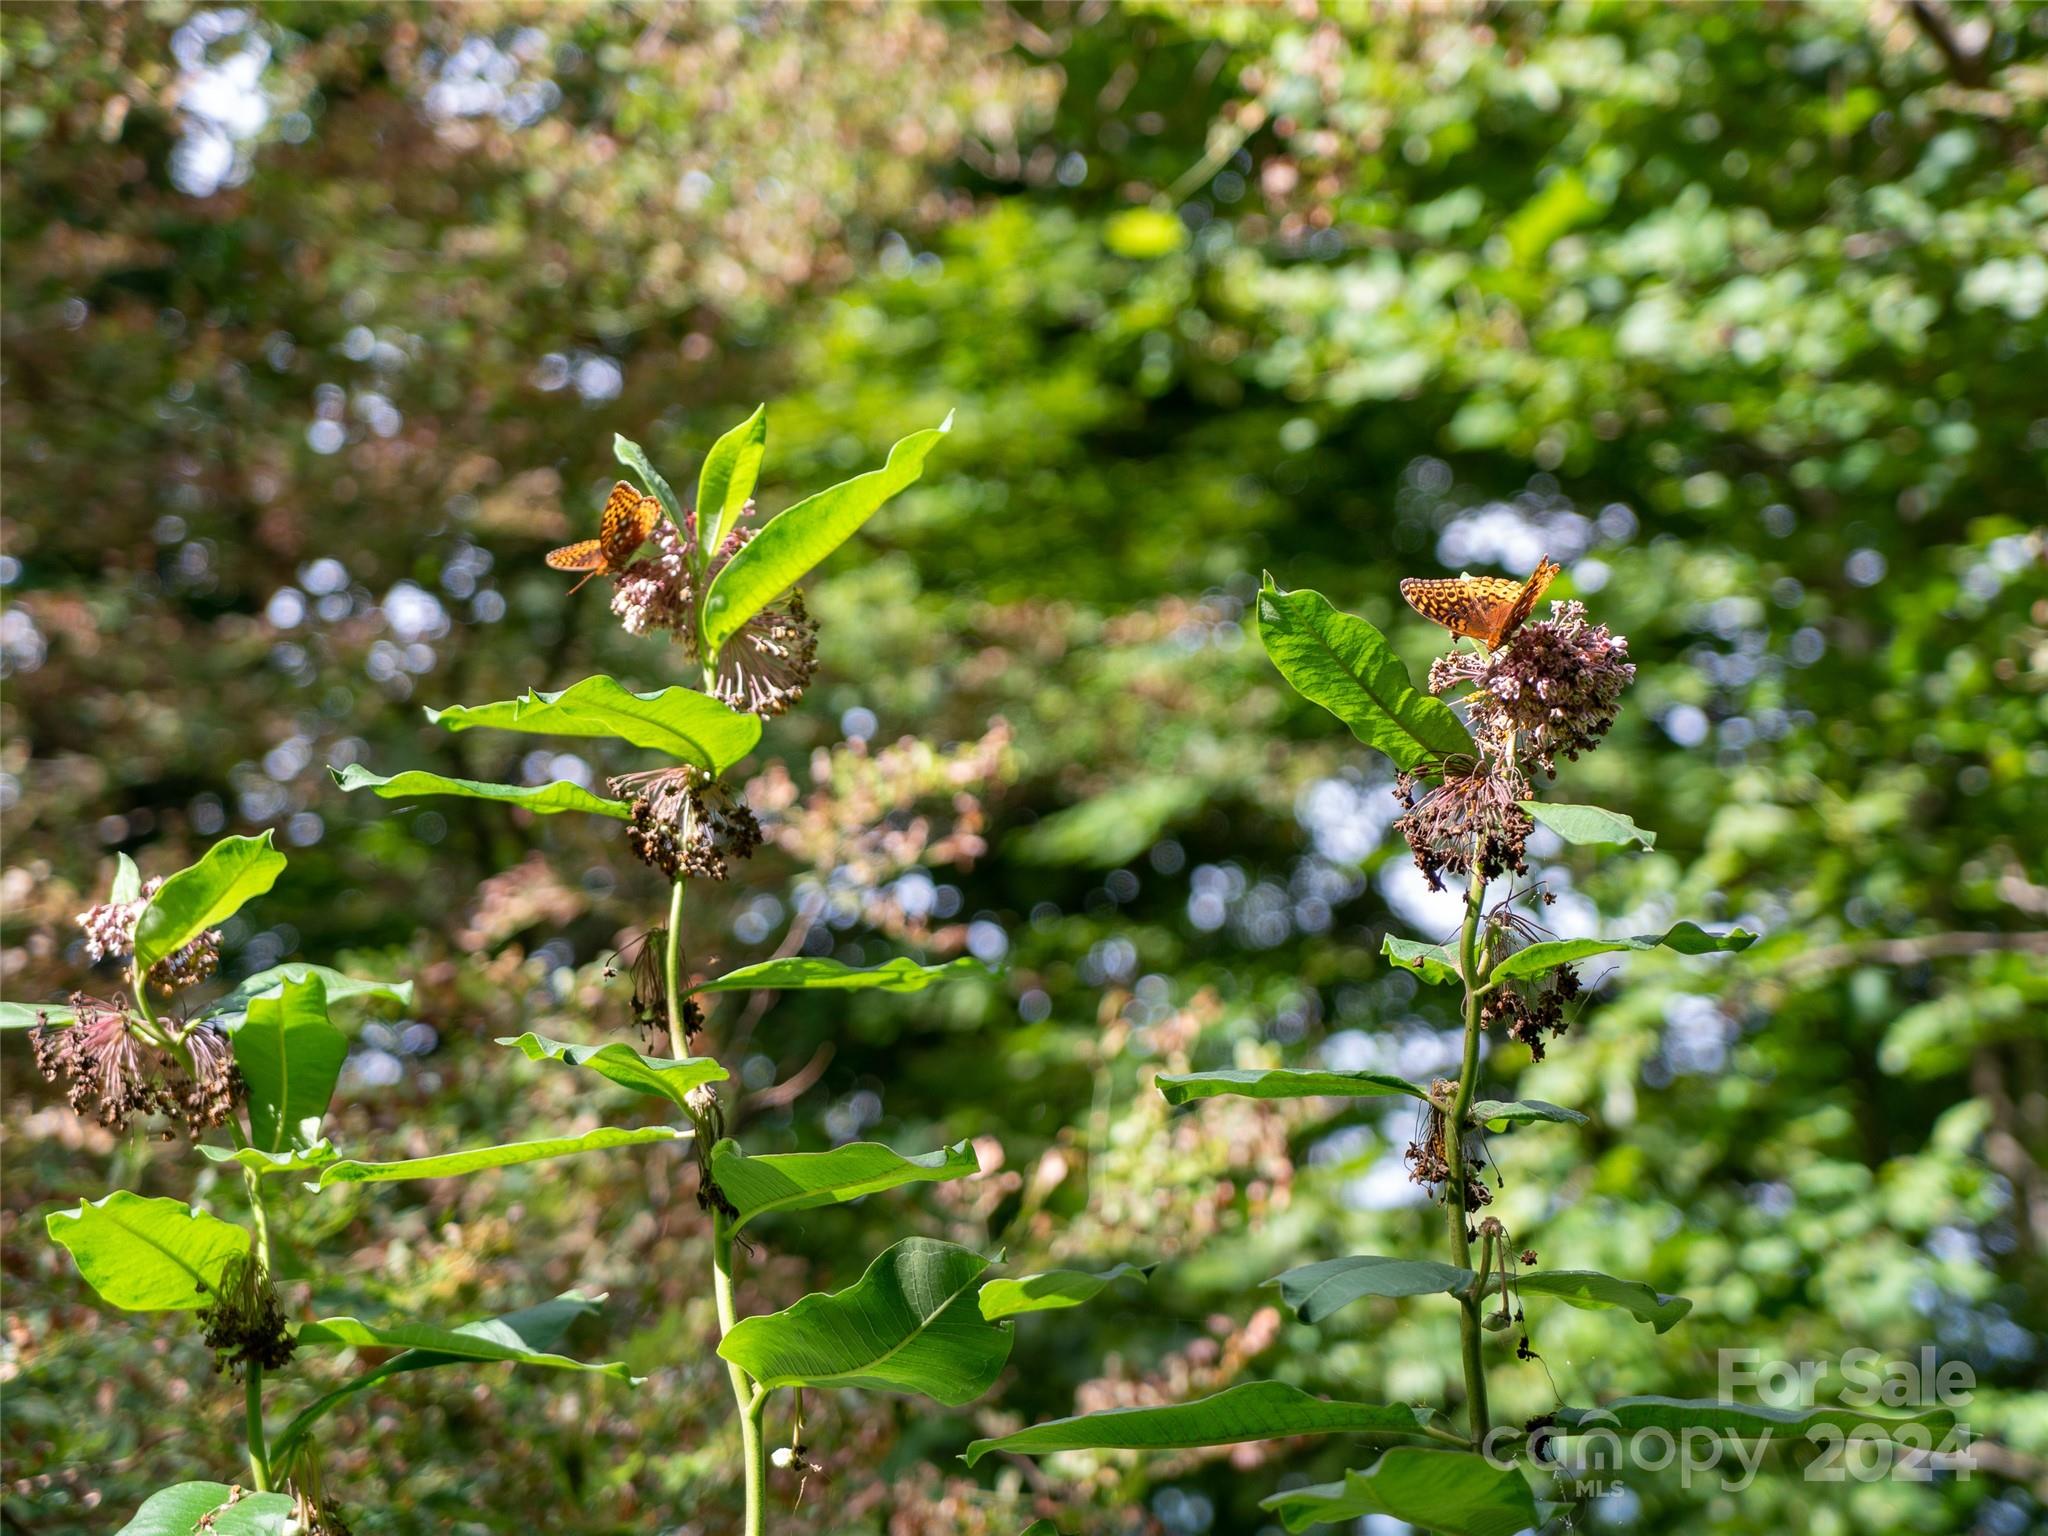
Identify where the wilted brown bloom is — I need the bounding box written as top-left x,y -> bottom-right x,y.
1404,1079 -> 1491,1211
612,766 -> 764,881
1480,963 -> 1582,1061
1394,765 -> 1532,893
32,998 -> 242,1136
624,928 -> 702,1049
610,510 -> 820,717
1428,599 -> 1635,775
76,875 -> 222,993
200,1251 -> 295,1378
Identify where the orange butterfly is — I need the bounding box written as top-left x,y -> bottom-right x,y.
546,481 -> 662,593
1400,556 -> 1560,650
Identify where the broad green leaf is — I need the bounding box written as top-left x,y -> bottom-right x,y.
717,1236 -> 1010,1404
1383,936 -> 1461,985
332,764 -> 630,820
46,1192 -> 248,1311
1271,1256 -> 1475,1323
1484,1269 -> 1692,1333
314,1125 -> 685,1188
1010,778 -> 1206,869
1157,1067 -> 1426,1107
1468,1098 -> 1587,1129
115,1483 -> 295,1536
1519,801 -> 1657,849
427,675 -> 762,775
696,403 -> 769,556
272,1293 -> 609,1460
701,413 -> 953,653
712,1139 -> 978,1232
132,833 -> 286,978
978,1262 -> 1153,1321
110,851 -> 143,904
200,962 -> 413,1027
964,1381 -> 1438,1466
1262,1448 -> 1537,1535
497,1033 -> 727,1110
0,999 -> 76,1030
295,1307 -> 634,1382
235,975 -> 346,1153
686,955 -> 989,996
1256,580 -> 1475,772
1491,922 -> 1759,982
613,432 -> 684,525
1552,1395 -> 1957,1443
1018,1524 -> 1064,1536
197,1139 -> 338,1176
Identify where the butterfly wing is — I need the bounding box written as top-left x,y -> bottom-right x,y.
597,481 -> 660,567
1494,556 -> 1560,646
545,538 -> 607,573
1400,575 -> 1526,644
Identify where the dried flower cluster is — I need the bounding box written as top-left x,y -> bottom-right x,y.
610,509 -> 819,718
1404,1078 -> 1492,1211
77,876 -> 222,993
620,928 -> 701,1049
611,766 -> 764,881
31,997 -> 242,1136
200,1252 -> 296,1378
1481,962 -> 1582,1062
1393,766 -> 1532,893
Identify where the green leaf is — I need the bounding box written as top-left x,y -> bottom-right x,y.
110,851 -> 143,904
197,963 -> 413,1031
1467,1098 -> 1587,1129
1491,922 -> 1759,982
497,1033 -> 728,1110
613,432 -> 685,526
332,764 -> 630,820
1271,1256 -> 1475,1323
712,1139 -> 978,1232
272,1293 -> 609,1461
1383,936 -> 1461,985
696,403 -> 769,556
132,833 -> 287,978
686,955 -> 989,996
1519,801 -> 1657,849
1262,1448 -> 1538,1535
235,975 -> 346,1153
46,1192 -> 248,1311
295,1308 -> 635,1383
197,1139 -> 339,1177
717,1236 -> 1011,1404
427,675 -> 762,775
1157,1067 -> 1427,1107
1552,1395 -> 1957,1443
963,1381 -> 1438,1466
0,999 -> 76,1030
115,1483 -> 295,1536
701,413 -> 953,653
978,1262 -> 1153,1321
313,1125 -> 686,1189
1484,1269 -> 1693,1333
1256,580 -> 1475,772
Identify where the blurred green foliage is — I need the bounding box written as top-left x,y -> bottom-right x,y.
3,3 -> 2045,1533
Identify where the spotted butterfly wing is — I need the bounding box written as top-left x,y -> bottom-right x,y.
1400,556 -> 1560,649
546,481 -> 662,592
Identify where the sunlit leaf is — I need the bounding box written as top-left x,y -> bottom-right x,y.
46,1192 -> 248,1312
1490,922 -> 1759,982
235,974 -> 346,1153
614,432 -> 685,526
1157,1067 -> 1426,1107
978,1262 -> 1153,1320
686,955 -> 989,996
695,403 -> 769,556
132,834 -> 286,978
1484,1269 -> 1692,1333
196,1139 -> 339,1177
198,963 -> 414,1030
1261,1448 -> 1538,1535
332,764 -> 630,820
295,1309 -> 635,1382
1383,936 -> 1462,985
712,1139 -> 978,1232
1519,801 -> 1657,849
717,1236 -> 1010,1404
497,1033 -> 727,1111
964,1381 -> 1439,1466
1467,1098 -> 1586,1129
701,414 -> 953,653
1271,1256 -> 1475,1323
110,852 -> 143,905
114,1482 -> 295,1536
1256,580 -> 1475,772
0,1000 -> 76,1030
427,675 -> 762,775
313,1125 -> 684,1188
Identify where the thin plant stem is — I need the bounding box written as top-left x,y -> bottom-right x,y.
1446,860 -> 1492,1440
714,1212 -> 768,1536
245,1368 -> 271,1491
666,879 -> 689,1057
